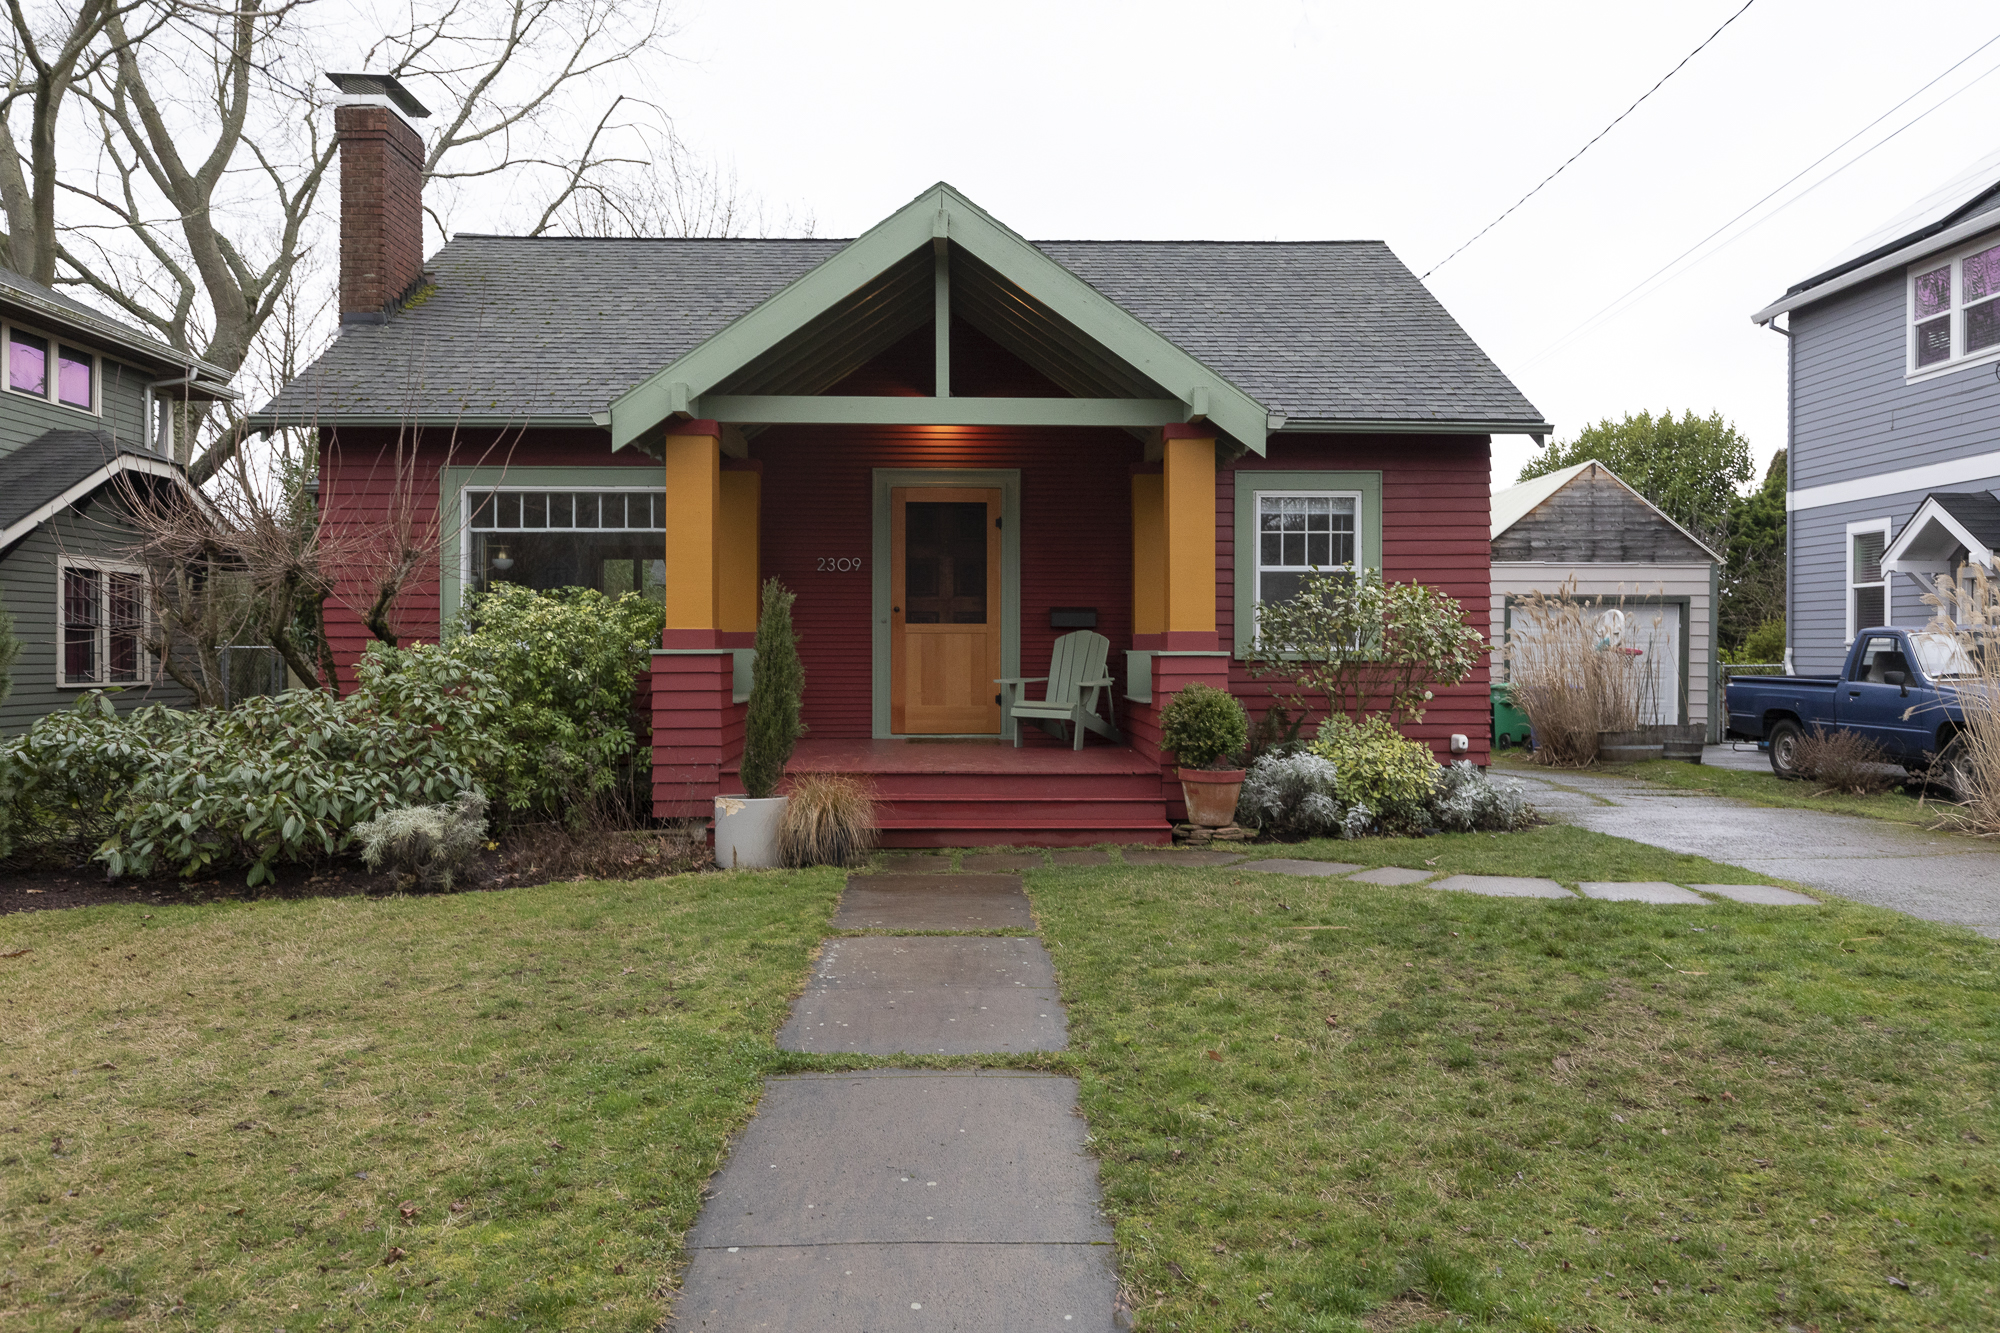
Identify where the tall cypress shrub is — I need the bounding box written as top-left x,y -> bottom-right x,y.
739,577 -> 805,799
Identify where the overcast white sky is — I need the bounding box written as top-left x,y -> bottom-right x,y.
644,0 -> 2000,491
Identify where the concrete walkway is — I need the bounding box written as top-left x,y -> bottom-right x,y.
1507,763 -> 2000,936
672,872 -> 1118,1330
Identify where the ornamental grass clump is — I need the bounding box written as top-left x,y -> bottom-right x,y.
355,791 -> 490,891
1916,565 -> 2000,828
1159,683 -> 1248,770
740,578 -> 806,799
1504,579 -> 1665,766
1790,726 -> 1902,797
777,773 -> 877,868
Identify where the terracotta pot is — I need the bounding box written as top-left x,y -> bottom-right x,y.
714,794 -> 788,869
1178,767 -> 1247,828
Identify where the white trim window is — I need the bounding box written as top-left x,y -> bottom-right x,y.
5,319 -> 98,413
1846,518 -> 1890,644
59,559 -> 149,686
1907,232 -> 2000,378
1254,490 -> 1360,608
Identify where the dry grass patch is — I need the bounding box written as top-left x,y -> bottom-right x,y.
0,867 -> 843,1330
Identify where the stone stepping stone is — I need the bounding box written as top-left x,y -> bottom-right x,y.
1579,881 -> 1709,904
1344,865 -> 1433,885
1047,848 -> 1113,866
777,937 -> 1066,1055
677,1071 -> 1115,1328
1431,874 -> 1572,898
1238,859 -> 1364,878
1691,883 -> 1820,906
833,874 -> 1032,931
1120,847 -> 1246,867
958,851 -> 1049,871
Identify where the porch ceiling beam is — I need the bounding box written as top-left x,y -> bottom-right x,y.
701,395 -> 1188,428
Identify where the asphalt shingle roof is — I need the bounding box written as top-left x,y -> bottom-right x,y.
1927,491 -> 2000,551
265,234 -> 1545,431
0,269 -> 231,384
0,428 -> 168,530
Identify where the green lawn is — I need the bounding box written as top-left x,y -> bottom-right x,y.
1029,843 -> 2000,1330
1494,747 -> 1943,825
0,869 -> 844,1331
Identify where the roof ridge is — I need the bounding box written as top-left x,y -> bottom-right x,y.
442,233 -> 1388,246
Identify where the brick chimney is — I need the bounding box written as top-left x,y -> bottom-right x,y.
328,73 -> 431,324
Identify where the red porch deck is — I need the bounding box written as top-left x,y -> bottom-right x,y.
726,737 -> 1173,848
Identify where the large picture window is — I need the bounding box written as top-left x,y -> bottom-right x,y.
60,560 -> 148,686
465,487 -> 669,602
1908,235 -> 2000,375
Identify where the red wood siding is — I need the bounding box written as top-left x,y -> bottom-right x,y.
316,426 -> 661,684
1222,435 -> 1493,764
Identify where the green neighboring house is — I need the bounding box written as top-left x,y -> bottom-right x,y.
0,268 -> 233,733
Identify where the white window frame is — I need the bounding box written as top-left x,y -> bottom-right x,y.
1905,229 -> 2000,381
1845,517 -> 1891,646
55,557 -> 151,688
1251,488 -> 1363,624
457,483 -> 669,609
3,318 -> 101,415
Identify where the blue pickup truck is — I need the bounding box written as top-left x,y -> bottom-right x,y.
1724,627 -> 1975,790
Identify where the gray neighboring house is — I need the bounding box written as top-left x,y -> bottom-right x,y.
1753,148 -> 2000,673
0,268 -> 233,733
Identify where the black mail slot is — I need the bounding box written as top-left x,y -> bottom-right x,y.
1049,607 -> 1097,629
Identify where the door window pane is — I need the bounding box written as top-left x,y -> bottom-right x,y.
10,330 -> 46,395
57,346 -> 91,409
904,501 -> 987,625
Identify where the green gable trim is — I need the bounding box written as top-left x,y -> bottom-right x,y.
1231,469 -> 1383,656
700,395 -> 1185,428
609,182 -> 1268,455
437,464 -> 665,625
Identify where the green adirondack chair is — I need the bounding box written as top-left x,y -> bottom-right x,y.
995,630 -> 1122,750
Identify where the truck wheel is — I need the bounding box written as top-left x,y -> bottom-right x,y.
1767,719 -> 1806,780
1935,737 -> 1978,804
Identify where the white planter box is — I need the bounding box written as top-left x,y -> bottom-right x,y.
714,795 -> 788,870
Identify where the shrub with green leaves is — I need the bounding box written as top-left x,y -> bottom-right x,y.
1236,751 -> 1344,838
444,584 -> 665,824
5,643 -> 505,885
1310,713 -> 1440,834
355,791 -> 490,890
1159,683 -> 1249,770
1426,759 -> 1535,832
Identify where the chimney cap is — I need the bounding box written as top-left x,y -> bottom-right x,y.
326,72 -> 431,119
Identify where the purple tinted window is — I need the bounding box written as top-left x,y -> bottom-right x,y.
1917,315 -> 1952,366
1915,265 -> 1952,319
9,330 -> 46,395
1969,299 -> 2000,353
63,567 -> 97,683
1966,244 -> 2000,303
57,346 -> 90,408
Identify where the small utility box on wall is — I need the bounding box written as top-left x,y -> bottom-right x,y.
1049,607 -> 1097,629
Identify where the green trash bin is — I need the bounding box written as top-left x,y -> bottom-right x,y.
1492,682 -> 1531,750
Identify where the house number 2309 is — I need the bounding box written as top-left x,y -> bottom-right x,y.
817,557 -> 863,572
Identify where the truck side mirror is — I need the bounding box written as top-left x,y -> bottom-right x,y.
1884,670 -> 1908,696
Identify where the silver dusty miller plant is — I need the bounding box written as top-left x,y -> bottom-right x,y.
355,791 -> 490,891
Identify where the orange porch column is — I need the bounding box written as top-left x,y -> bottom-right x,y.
660,419 -> 724,647
1159,425 -> 1217,650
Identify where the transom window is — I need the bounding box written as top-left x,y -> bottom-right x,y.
5,321 -> 96,411
465,487 -> 668,601
1909,235 -> 2000,373
60,560 -> 148,686
1255,492 -> 1358,606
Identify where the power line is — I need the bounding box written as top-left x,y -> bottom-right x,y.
1518,30 -> 2000,372
1420,0 -> 1759,280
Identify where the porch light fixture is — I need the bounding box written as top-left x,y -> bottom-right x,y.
490,543 -> 514,572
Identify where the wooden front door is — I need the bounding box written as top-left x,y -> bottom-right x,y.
890,486 -> 1003,734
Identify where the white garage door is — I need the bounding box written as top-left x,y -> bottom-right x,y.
1632,604 -> 1681,725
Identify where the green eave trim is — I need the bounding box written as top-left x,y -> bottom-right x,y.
1274,418 -> 1554,437
248,414 -> 606,434
698,395 -> 1186,428
609,182 -> 1268,455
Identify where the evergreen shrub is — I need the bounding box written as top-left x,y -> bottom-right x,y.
1159,683 -> 1248,770
1310,714 -> 1440,834
740,578 -> 805,799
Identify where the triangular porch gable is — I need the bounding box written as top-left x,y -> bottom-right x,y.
607,182 -> 1268,454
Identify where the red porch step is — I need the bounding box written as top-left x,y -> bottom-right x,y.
723,737 -> 1173,848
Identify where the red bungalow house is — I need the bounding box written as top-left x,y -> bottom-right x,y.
264,80 -> 1550,846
